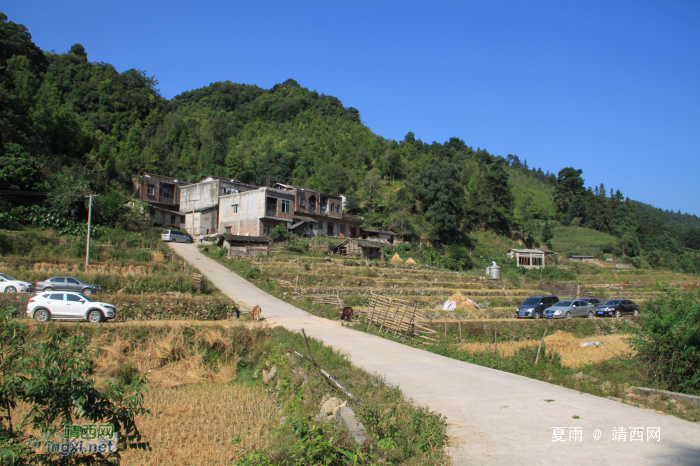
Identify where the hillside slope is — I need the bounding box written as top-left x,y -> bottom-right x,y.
1,12 -> 699,273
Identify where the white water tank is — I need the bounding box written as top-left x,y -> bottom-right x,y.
486,261 -> 501,279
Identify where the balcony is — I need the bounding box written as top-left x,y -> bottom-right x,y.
265,207 -> 277,217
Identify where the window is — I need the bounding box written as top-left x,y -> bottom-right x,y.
281,200 -> 291,213
66,278 -> 79,285
225,226 -> 231,234
49,294 -> 64,301
263,223 -> 272,235
330,203 -> 335,212
340,224 -> 346,234
300,197 -> 306,207
316,221 -> 323,230
50,278 -> 65,283
162,188 -> 171,199
232,205 -> 238,214
170,215 -> 175,224
66,294 -> 82,302
147,184 -> 156,196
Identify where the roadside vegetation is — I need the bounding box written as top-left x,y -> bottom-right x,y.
1,313 -> 449,465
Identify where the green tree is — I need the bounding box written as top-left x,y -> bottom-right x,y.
411,160 -> 464,244
0,308 -> 148,464
631,292 -> 700,395
541,222 -> 554,248
554,167 -> 585,215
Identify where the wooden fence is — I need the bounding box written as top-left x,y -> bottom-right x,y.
271,278 -> 302,299
358,293 -> 436,343
310,293 -> 345,307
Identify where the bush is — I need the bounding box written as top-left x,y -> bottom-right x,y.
0,308 -> 149,464
271,223 -> 292,243
630,292 -> 700,395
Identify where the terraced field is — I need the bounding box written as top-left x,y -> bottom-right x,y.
252,252 -> 695,319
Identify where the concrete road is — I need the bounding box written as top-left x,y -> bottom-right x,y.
170,242 -> 700,465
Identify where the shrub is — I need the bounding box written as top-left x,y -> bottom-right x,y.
271,223 -> 292,243
132,249 -> 153,262
0,308 -> 149,464
630,292 -> 700,395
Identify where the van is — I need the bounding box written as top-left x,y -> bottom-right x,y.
162,230 -> 192,243
515,295 -> 559,319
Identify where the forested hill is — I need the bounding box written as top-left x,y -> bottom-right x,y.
1,12 -> 699,273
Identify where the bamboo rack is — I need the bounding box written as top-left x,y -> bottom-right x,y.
359,293 -> 435,341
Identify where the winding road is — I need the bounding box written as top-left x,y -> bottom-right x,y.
170,242 -> 700,465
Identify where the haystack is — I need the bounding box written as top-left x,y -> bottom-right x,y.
390,253 -> 404,264
447,292 -> 479,311
543,331 -> 580,351
405,257 -> 417,265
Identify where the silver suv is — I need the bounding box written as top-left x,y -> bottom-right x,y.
162,230 -> 192,243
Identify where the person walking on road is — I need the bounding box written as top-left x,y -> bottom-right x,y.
199,234 -> 204,244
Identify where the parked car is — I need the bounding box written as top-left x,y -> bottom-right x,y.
545,299 -> 597,319
515,295 -> 559,319
162,230 -> 192,243
35,277 -> 103,296
0,273 -> 34,293
595,300 -> 641,318
580,298 -> 602,306
26,292 -> 116,323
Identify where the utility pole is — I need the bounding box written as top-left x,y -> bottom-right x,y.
85,194 -> 99,267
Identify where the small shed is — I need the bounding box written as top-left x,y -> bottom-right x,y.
507,248 -> 557,269
332,238 -> 381,259
216,234 -> 271,258
568,255 -> 595,263
360,228 -> 397,244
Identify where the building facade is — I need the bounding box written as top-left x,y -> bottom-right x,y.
131,173 -> 365,238
218,187 -> 295,236
180,177 -> 259,235
274,183 -> 363,237
131,174 -> 191,227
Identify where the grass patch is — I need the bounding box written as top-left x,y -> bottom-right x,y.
14,320 -> 449,465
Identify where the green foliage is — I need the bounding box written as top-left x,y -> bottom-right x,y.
554,167 -> 585,216
1,12 -> 699,274
630,292 -> 700,395
0,308 -> 149,464
236,416 -> 376,465
541,222 -> 553,249
271,223 -> 293,243
411,160 -> 464,244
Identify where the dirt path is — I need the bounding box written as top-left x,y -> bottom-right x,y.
171,243 -> 700,466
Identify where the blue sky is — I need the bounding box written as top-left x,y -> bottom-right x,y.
5,1 -> 699,214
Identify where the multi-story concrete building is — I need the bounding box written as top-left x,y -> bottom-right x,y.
179,176 -> 259,235
274,183 -> 363,237
218,187 -> 295,236
131,173 -> 365,238
131,173 -> 191,227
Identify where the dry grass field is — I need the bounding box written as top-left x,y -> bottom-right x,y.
121,383 -> 278,466
91,325 -> 241,388
457,331 -> 636,368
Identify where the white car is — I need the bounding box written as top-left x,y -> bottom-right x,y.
0,273 -> 34,293
27,292 -> 117,323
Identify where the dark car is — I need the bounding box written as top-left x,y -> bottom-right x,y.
595,299 -> 641,318
515,295 -> 559,319
35,277 -> 103,297
580,298 -> 602,306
